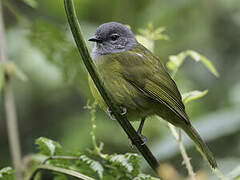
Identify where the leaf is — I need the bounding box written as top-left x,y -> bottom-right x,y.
167,52 -> 186,71
79,155 -> 103,179
182,90 -> 208,104
199,54 -> 220,77
22,0 -> 38,8
227,165 -> 240,180
107,153 -> 140,175
186,50 -> 219,77
138,23 -> 168,41
186,50 -> 201,62
166,50 -> 219,78
0,167 -> 14,180
35,137 -> 62,156
136,35 -> 154,52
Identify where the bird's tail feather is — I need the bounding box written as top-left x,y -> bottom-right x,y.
181,124 -> 217,168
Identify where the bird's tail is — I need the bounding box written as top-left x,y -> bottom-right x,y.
181,124 -> 217,168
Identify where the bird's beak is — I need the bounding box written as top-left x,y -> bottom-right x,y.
88,36 -> 102,43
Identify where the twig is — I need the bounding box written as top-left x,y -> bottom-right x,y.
29,164 -> 95,180
0,2 -> 23,180
63,0 -> 160,176
84,101 -> 105,157
168,123 -> 196,180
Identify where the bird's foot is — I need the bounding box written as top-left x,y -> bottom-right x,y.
129,133 -> 147,148
107,107 -> 116,120
107,106 -> 127,120
120,106 -> 127,115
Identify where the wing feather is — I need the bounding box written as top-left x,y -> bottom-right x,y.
118,43 -> 189,123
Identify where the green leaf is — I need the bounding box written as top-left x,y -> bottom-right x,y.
22,0 -> 38,8
0,167 -> 14,180
138,23 -> 168,41
79,155 -> 103,179
166,50 -> 219,77
227,165 -> 240,180
35,137 -> 62,156
182,90 -> 208,104
107,153 -> 140,175
136,35 -> 154,52
199,54 -> 220,77
186,50 -> 219,77
166,52 -> 186,71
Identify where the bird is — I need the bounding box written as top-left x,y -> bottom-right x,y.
88,22 -> 217,168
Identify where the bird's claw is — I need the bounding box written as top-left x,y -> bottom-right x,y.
129,133 -> 147,148
120,106 -> 127,115
107,106 -> 127,120
107,107 -> 116,120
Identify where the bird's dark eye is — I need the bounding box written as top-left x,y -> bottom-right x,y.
110,34 -> 120,41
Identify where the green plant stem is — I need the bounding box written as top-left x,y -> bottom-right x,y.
63,0 -> 160,176
29,165 -> 95,180
42,155 -> 85,165
85,101 -> 99,153
168,123 -> 196,180
165,70 -> 196,179
0,2 -> 23,180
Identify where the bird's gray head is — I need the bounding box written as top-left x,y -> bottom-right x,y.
88,22 -> 137,58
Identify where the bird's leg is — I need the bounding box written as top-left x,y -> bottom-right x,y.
107,106 -> 127,120
137,117 -> 147,145
129,117 -> 147,148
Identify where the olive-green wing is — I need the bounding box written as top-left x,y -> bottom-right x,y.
118,44 -> 189,123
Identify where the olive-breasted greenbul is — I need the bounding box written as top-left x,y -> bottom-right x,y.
88,22 -> 217,168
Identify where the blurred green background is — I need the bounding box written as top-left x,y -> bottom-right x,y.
0,0 -> 240,179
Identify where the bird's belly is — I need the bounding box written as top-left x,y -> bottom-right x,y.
88,74 -> 155,121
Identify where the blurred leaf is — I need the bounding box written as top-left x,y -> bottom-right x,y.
136,23 -> 168,52
227,165 -> 240,180
36,137 -> 62,156
28,21 -> 92,97
166,50 -> 219,77
167,52 -> 186,71
138,23 -> 169,41
0,167 -> 14,180
22,0 -> 38,8
136,35 -> 154,52
182,90 -> 208,104
199,54 -> 220,77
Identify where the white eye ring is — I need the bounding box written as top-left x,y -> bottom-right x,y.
110,34 -> 120,41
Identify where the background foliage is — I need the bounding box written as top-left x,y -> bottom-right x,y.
0,0 -> 240,179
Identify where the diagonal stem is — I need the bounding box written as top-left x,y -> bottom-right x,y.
63,0 -> 161,176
